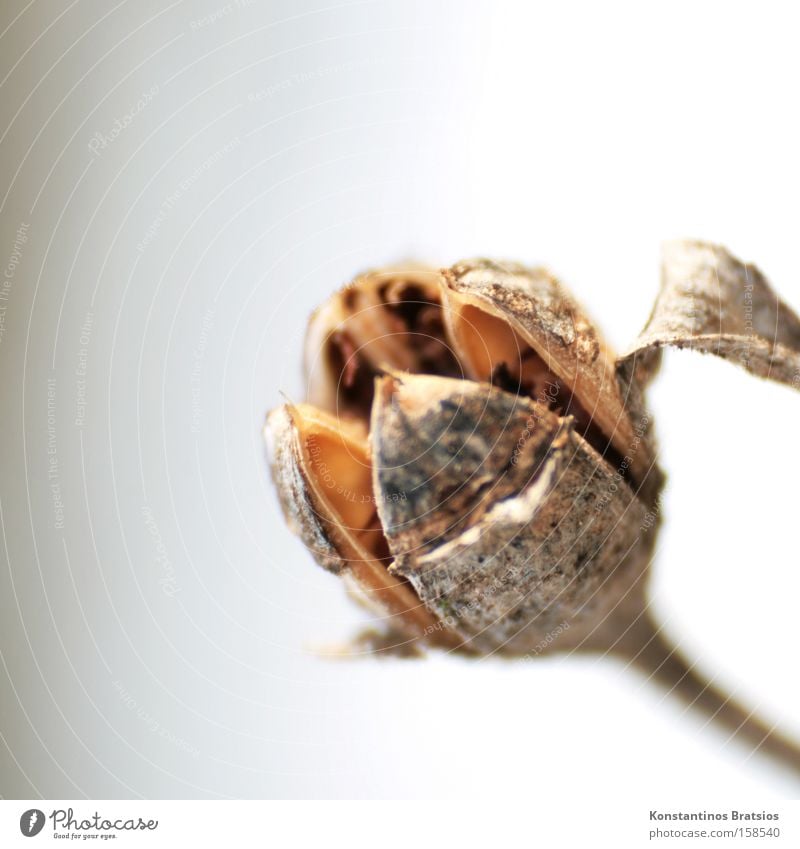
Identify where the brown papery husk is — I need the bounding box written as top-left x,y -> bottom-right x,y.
371,372 -> 657,656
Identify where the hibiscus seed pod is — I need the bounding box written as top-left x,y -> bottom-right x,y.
267,258 -> 665,655
266,242 -> 800,773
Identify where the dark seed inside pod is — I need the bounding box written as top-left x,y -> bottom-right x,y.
320,276 -> 462,417
326,329 -> 377,416
280,260 -> 656,648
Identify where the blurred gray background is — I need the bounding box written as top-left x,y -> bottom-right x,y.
1,0 -> 799,798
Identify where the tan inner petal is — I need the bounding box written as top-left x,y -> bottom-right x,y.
289,403 -> 450,642
293,405 -> 382,556
442,294 -> 622,464
443,300 -> 557,394
446,302 -> 521,380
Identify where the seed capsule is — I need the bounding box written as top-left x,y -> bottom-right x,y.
266,243 -> 800,656
267,257 -> 665,655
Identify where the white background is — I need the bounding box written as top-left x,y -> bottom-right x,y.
0,0 -> 799,802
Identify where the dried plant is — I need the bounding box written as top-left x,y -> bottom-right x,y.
266,241 -> 800,775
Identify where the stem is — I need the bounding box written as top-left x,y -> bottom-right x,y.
610,610 -> 800,777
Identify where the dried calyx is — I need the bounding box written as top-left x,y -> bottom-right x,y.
269,260 -> 661,655
267,242 -> 800,775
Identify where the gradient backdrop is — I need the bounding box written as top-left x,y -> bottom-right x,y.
1,0 -> 799,798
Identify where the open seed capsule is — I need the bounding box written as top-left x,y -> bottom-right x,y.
266,243 -> 800,773
267,259 -> 663,654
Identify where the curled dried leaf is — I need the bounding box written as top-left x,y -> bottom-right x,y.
621,240 -> 800,389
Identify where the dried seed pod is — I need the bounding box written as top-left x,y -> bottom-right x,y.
268,259 -> 663,655
267,241 -> 800,773
267,244 -> 800,651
